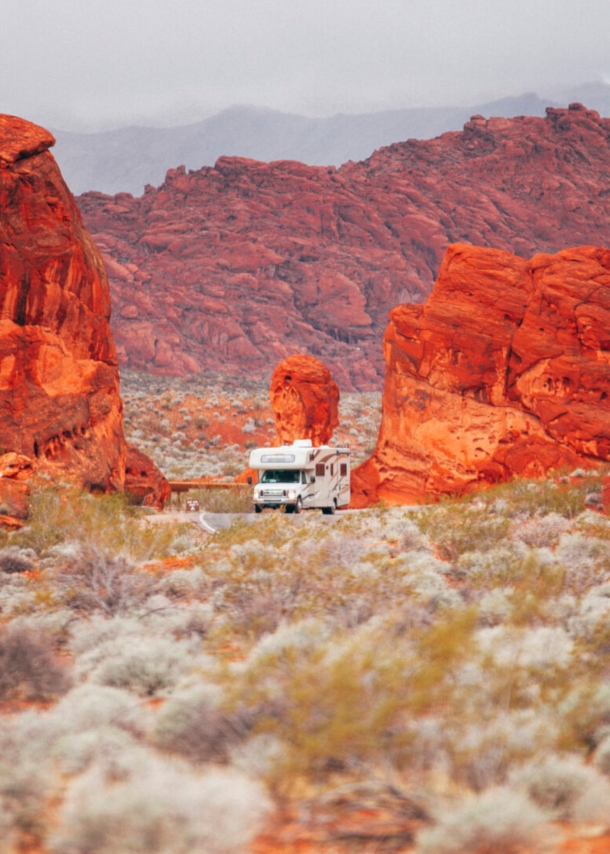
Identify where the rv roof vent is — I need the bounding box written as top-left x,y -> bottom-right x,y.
293,439 -> 313,447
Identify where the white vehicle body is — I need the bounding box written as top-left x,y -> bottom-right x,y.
249,439 -> 350,514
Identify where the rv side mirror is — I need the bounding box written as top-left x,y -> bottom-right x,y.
247,476 -> 252,485
310,475 -> 316,483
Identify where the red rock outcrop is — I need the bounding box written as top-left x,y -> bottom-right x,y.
0,453 -> 33,522
76,104 -> 610,390
352,244 -> 610,506
270,354 -> 339,446
0,114 -> 126,491
125,443 -> 171,509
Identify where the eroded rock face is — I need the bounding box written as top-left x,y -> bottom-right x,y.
77,104 -> 610,390
125,443 -> 171,510
270,354 -> 339,446
352,244 -> 610,506
0,114 -> 126,491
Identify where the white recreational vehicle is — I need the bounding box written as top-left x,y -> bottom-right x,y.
249,439 -> 350,514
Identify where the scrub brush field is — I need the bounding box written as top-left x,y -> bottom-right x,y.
2,469 -> 610,852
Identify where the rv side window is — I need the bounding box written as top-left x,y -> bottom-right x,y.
330,463 -> 334,476
340,463 -> 347,477
315,463 -> 325,477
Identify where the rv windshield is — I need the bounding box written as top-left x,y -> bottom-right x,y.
260,470 -> 301,484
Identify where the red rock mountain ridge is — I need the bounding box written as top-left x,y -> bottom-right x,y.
77,104 -> 610,390
351,243 -> 610,506
0,114 -> 168,509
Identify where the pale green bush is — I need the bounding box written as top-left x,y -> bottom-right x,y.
417,787 -> 549,853
511,755 -> 610,822
50,755 -> 271,854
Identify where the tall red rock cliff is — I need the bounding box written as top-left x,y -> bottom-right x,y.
352,243 -> 610,506
76,104 -> 610,390
0,114 -> 126,491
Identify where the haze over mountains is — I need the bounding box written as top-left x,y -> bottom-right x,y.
52,82 -> 610,195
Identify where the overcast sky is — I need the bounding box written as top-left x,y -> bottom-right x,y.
3,0 -> 610,131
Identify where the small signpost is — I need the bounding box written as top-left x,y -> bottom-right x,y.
185,499 -> 200,513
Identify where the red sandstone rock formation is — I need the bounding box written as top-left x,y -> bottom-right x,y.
270,354 -> 339,446
0,114 -> 168,506
0,114 -> 125,490
76,104 -> 610,390
352,244 -> 610,506
125,443 -> 171,510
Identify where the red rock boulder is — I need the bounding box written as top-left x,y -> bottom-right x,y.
270,354 -> 339,446
0,114 -> 126,492
125,443 -> 171,510
0,453 -> 33,522
352,244 -> 610,506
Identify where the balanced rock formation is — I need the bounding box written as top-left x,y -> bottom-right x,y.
352,244 -> 610,505
0,114 -> 168,506
270,354 -> 339,446
77,104 -> 610,389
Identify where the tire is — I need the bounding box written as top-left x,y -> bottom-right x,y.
322,501 -> 337,516
254,505 -> 262,514
294,497 -> 303,515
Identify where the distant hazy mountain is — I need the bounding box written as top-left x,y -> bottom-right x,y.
51,84 -> 610,196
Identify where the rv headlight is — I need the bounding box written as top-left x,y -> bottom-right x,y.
287,489 -> 297,500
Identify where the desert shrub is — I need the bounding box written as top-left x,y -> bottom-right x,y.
511,512 -> 570,548
458,546 -> 564,605
229,734 -> 289,783
193,486 -> 253,514
400,519 -> 430,552
52,544 -> 160,615
50,755 -> 271,854
0,624 -> 72,700
53,726 -> 141,777
12,487 -> 191,562
83,634 -> 200,697
154,682 -> 252,762
0,757 -> 51,851
482,476 -> 596,519
50,683 -> 148,737
477,589 -> 512,626
556,532 -> 610,594
0,547 -> 35,574
440,707 -> 560,792
593,733 -> 610,777
416,787 -> 549,854
227,618 -> 424,779
476,625 -> 574,670
417,505 -> 510,562
511,755 -> 610,822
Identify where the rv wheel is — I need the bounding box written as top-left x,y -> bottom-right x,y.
322,500 -> 336,515
254,505 -> 262,514
294,497 -> 303,514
